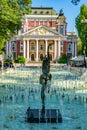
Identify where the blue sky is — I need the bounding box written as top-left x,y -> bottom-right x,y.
32,0 -> 87,32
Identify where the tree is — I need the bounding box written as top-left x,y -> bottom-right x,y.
0,0 -> 32,53
71,0 -> 80,5
0,0 -> 82,54
0,36 -> 6,54
75,4 -> 87,56
77,38 -> 82,55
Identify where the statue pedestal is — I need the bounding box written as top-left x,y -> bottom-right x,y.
25,109 -> 62,123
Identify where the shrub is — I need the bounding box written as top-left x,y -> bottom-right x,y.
58,54 -> 67,64
15,56 -> 26,64
4,58 -> 12,66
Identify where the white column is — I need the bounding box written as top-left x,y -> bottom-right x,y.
72,42 -> 74,57
75,42 -> 77,57
8,41 -> 12,59
39,20 -> 40,25
54,40 -> 57,59
23,40 -> 26,58
27,40 -> 29,59
58,40 -> 61,58
46,40 -> 48,55
36,40 -> 38,61
6,41 -> 9,58
9,42 -> 11,54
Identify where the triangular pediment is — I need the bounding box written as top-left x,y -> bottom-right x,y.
23,25 -> 59,36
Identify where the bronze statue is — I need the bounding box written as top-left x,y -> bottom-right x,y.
26,43 -> 63,123
39,43 -> 53,113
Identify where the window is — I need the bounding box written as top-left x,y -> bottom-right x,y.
40,54 -> 43,61
68,43 -> 72,52
46,11 -> 49,14
34,11 -> 37,14
30,43 -> 35,50
49,46 -> 52,50
20,42 -> 23,51
40,11 -> 43,14
11,42 -> 16,51
60,41 -> 63,52
49,43 -> 53,50
21,28 -> 24,33
60,26 -> 64,35
40,45 -> 44,50
31,54 -> 35,61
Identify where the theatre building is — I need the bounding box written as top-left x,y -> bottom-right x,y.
6,7 -> 78,62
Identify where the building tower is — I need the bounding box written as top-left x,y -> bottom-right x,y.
56,9 -> 67,36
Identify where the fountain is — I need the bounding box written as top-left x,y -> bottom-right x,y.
26,44 -> 62,123
0,55 -> 87,129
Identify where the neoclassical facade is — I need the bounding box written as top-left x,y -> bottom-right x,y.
6,7 -> 78,62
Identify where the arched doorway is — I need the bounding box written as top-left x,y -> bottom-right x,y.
40,54 -> 43,61
31,54 -> 35,61
49,54 -> 52,61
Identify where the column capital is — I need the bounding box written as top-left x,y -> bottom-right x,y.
58,40 -> 61,58
54,40 -> 57,59
36,39 -> 38,41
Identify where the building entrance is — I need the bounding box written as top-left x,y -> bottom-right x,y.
31,54 -> 35,61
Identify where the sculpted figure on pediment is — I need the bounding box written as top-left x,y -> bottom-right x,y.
30,27 -> 55,35
38,28 -> 45,35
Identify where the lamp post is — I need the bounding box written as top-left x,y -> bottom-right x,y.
84,34 -> 87,67
81,19 -> 87,68
85,35 -> 87,56
83,46 -> 86,67
1,52 -> 4,71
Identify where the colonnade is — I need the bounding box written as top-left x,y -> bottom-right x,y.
23,39 -> 61,61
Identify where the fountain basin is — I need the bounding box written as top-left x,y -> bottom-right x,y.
25,108 -> 62,123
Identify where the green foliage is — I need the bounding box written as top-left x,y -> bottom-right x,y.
5,58 -> 11,63
0,36 -> 6,54
75,4 -> 87,56
77,38 -> 83,55
4,54 -> 13,66
0,0 -> 32,53
15,56 -> 26,63
58,54 -> 67,64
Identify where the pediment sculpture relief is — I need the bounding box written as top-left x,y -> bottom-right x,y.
30,27 -> 54,35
